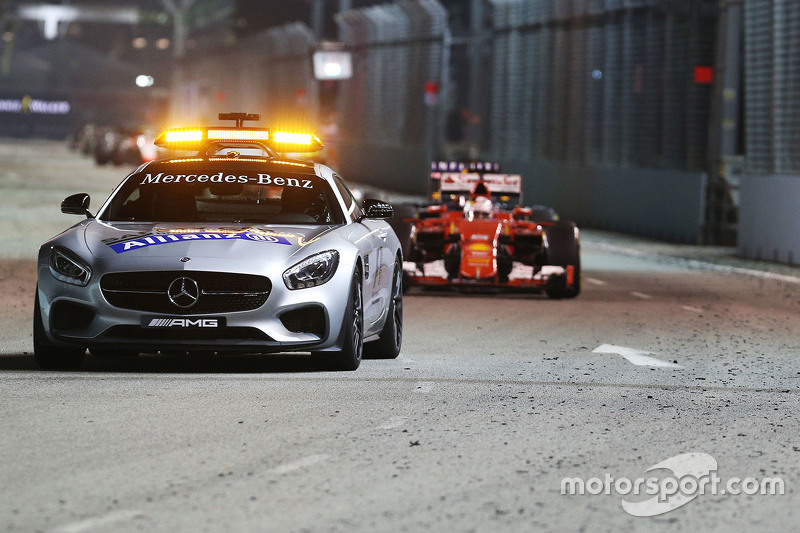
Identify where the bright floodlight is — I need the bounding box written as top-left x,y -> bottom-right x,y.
136,75 -> 154,88
313,50 -> 352,80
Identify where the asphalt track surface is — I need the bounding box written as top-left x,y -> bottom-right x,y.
1,139 -> 799,532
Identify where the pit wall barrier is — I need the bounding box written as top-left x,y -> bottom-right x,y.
499,160 -> 707,245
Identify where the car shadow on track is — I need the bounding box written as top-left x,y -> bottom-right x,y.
0,352 -> 326,374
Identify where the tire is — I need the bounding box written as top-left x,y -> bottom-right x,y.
388,203 -> 417,260
443,243 -> 461,279
313,267 -> 363,371
544,221 -> 581,299
530,205 -> 559,223
33,291 -> 86,370
365,258 -> 403,359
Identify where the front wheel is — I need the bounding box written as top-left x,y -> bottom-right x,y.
312,267 -> 363,371
365,258 -> 403,359
33,291 -> 86,370
544,221 -> 581,299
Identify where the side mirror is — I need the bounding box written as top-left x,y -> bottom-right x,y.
61,193 -> 93,218
361,199 -> 394,220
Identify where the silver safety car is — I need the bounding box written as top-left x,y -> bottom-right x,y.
34,113 -> 403,371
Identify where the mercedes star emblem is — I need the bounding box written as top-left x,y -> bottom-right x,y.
167,277 -> 200,308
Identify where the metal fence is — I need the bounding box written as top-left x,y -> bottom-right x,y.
745,0 -> 800,174
171,22 -> 319,131
484,0 -> 717,171
332,0 -> 449,190
738,0 -> 800,264
173,1 -> 448,192
175,0 -> 721,173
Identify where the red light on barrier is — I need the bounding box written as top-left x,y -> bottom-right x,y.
695,66 -> 714,84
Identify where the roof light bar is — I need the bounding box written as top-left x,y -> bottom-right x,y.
155,125 -> 323,153
207,129 -> 271,141
165,129 -> 204,143
272,131 -> 316,146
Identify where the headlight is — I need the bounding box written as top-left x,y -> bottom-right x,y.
283,250 -> 339,290
50,246 -> 92,286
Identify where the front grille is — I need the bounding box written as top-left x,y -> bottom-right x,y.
280,306 -> 326,337
101,325 -> 271,341
101,271 -> 271,315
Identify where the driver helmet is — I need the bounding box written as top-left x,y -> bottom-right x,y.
464,195 -> 493,220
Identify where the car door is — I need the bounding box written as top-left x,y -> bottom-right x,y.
334,176 -> 390,333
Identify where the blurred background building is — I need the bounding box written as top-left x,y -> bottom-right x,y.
0,0 -> 798,262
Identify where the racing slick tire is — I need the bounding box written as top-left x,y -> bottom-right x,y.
544,221 -> 581,299
444,243 -> 461,279
388,203 -> 417,260
312,266 -> 364,371
33,291 -> 86,370
364,258 -> 403,359
530,206 -> 559,223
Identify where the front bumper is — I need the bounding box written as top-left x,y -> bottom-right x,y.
36,256 -> 353,354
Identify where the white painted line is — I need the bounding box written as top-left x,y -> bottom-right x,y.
593,344 -> 684,369
52,510 -> 146,533
682,305 -> 704,313
586,277 -> 607,286
399,356 -> 416,364
631,291 -> 653,300
415,381 -> 435,393
377,416 -> 409,430
588,242 -> 800,284
270,454 -> 329,475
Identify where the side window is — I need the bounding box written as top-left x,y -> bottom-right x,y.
334,175 -> 363,220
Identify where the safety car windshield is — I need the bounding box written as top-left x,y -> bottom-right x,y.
99,168 -> 345,225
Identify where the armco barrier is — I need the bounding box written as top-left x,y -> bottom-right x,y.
502,159 -> 708,244
738,175 -> 800,265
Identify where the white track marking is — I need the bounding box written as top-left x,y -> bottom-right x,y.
631,291 -> 653,300
270,454 -> 330,475
682,305 -> 704,313
586,277 -> 607,286
593,344 -> 684,369
589,242 -> 800,284
52,510 -> 146,533
377,416 -> 409,430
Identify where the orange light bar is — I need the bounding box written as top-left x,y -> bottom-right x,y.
165,129 -> 204,143
155,126 -> 323,153
207,129 -> 271,141
272,131 -> 317,146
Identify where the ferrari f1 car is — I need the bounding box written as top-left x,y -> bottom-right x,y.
404,161 -> 580,298
34,113 -> 403,371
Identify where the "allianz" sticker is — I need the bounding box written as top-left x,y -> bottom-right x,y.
109,231 -> 291,253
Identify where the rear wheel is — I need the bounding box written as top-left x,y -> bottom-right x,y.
33,291 -> 86,370
544,221 -> 581,299
313,267 -> 363,371
365,258 -> 403,359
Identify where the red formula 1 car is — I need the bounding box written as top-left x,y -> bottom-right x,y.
403,162 -> 580,298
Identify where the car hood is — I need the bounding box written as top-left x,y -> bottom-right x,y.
82,220 -> 338,262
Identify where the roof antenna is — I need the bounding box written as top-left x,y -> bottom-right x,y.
218,112 -> 260,128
